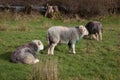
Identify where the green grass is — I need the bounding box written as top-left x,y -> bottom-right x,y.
0,14 -> 120,80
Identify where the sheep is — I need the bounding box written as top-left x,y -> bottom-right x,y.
85,21 -> 103,41
46,25 -> 89,55
11,40 -> 44,64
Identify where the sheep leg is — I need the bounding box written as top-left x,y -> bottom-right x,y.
95,33 -> 99,41
50,43 -> 57,55
47,45 -> 51,55
92,34 -> 97,40
68,42 -> 72,53
72,44 -> 76,54
99,31 -> 102,40
90,34 -> 93,39
69,47 -> 72,53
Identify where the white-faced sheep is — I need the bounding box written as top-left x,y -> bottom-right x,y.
11,40 -> 44,64
46,25 -> 89,55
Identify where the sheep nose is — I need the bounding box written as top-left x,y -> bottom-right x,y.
85,31 -> 89,35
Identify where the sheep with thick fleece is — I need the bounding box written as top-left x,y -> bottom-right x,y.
47,25 -> 88,55
11,40 -> 44,64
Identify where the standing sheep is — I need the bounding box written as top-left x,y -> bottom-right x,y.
85,21 -> 103,41
46,25 -> 88,55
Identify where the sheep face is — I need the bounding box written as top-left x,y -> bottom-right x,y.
79,25 -> 89,36
32,40 -> 44,51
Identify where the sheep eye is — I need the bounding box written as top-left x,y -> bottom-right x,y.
38,42 -> 41,45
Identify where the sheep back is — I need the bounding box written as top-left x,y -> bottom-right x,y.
47,26 -> 81,44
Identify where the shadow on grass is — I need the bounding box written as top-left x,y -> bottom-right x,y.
0,52 -> 12,62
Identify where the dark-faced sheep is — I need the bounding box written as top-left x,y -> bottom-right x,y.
46,25 -> 88,55
11,40 -> 44,64
85,21 -> 103,41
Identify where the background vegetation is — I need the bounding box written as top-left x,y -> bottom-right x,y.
0,0 -> 120,17
0,12 -> 120,80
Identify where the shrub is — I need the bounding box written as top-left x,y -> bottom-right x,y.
0,0 -> 120,17
47,0 -> 120,17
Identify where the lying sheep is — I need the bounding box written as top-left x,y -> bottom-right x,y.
85,21 -> 103,41
47,25 -> 89,55
11,40 -> 44,64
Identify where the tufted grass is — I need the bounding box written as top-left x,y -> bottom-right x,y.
0,14 -> 120,80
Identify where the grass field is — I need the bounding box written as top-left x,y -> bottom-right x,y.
0,13 -> 120,80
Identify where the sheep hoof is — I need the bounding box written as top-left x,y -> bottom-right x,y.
73,52 -> 76,54
48,53 -> 54,55
34,59 -> 39,63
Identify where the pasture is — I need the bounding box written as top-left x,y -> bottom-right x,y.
0,13 -> 120,80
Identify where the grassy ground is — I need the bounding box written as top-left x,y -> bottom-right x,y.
0,13 -> 120,80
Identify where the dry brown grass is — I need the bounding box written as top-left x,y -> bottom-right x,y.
28,58 -> 58,80
13,26 -> 30,31
0,25 -> 9,31
86,41 -> 97,53
44,22 -> 52,29
0,25 -> 30,32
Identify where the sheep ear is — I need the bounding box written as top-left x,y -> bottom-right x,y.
38,42 -> 41,45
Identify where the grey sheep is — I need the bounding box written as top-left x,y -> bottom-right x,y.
46,25 -> 89,55
11,40 -> 44,64
85,21 -> 103,41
